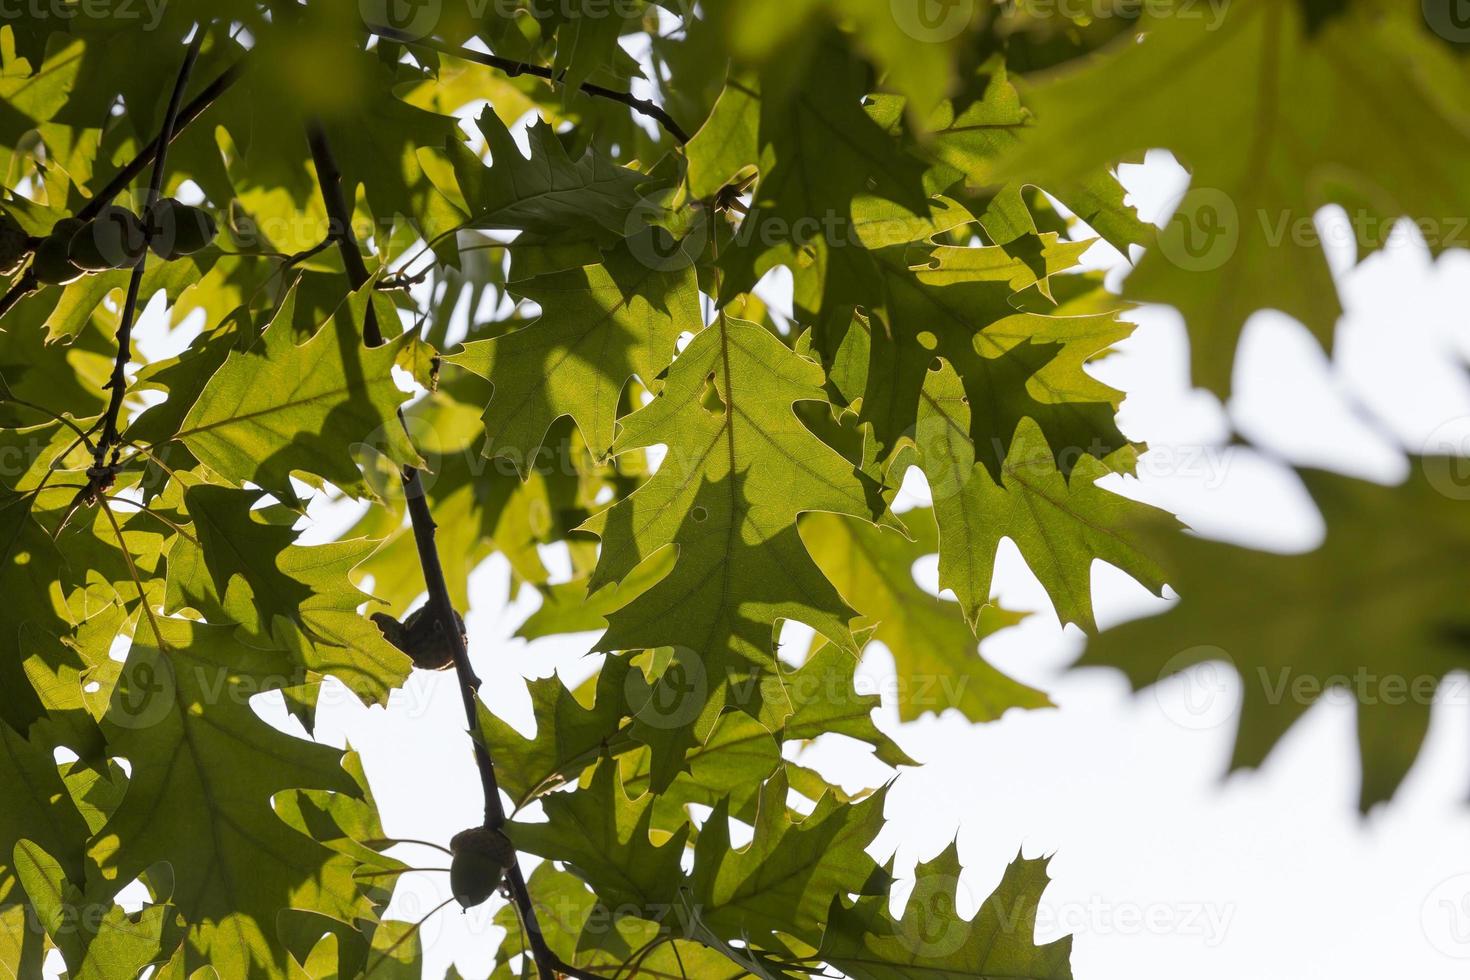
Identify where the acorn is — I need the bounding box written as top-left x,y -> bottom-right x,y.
145,197 -> 216,259
0,209 -> 32,276
448,826 -> 515,909
370,604 -> 466,671
31,218 -> 86,285
68,205 -> 147,271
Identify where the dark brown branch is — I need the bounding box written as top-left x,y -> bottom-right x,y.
92,30 -> 205,479
368,24 -> 691,144
0,56 -> 245,323
79,57 -> 247,224
305,123 -> 598,980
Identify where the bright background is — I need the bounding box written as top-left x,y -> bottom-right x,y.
106,44 -> 1470,980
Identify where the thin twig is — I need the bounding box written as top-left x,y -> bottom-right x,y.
352,866 -> 451,879
80,58 -> 246,224
279,236 -> 335,270
612,935 -> 668,980
93,30 -> 205,474
363,895 -> 457,976
0,392 -> 97,452
305,123 -> 599,980
0,56 -> 245,322
122,440 -> 181,483
101,494 -> 200,545
363,837 -> 455,856
367,24 -> 690,143
99,496 -> 166,648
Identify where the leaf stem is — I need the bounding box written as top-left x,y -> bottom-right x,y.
101,494 -> 200,545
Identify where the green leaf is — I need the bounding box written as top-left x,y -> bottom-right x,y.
1081,463 -> 1470,810
0,457 -> 72,730
717,33 -> 930,300
515,549 -> 676,640
12,839 -> 169,979
92,618 -> 369,975
0,722 -> 90,940
165,484 -> 412,708
848,236 -> 1131,471
865,63 -> 1151,255
177,284 -> 420,504
618,709 -> 786,829
803,508 -> 1048,722
686,71 -> 759,201
820,845 -> 1072,980
917,362 -> 1178,632
507,758 -> 689,913
1000,2 -> 1470,394
687,769 -> 888,949
582,317 -> 886,734
447,242 -> 701,475
711,0 -> 980,120
780,640 -> 914,769
448,110 -> 650,242
477,658 -> 636,813
491,861 -> 751,980
342,366 -> 558,610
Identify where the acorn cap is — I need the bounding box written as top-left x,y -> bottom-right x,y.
449,826 -> 515,909
399,605 -> 464,671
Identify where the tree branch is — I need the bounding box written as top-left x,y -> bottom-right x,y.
90,30 -> 205,487
367,24 -> 691,144
80,57 -> 247,224
0,270 -> 37,320
0,56 -> 245,323
306,122 -> 601,980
